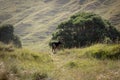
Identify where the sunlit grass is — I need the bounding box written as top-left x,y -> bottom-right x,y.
0,43 -> 54,80
53,43 -> 120,80
0,43 -> 120,80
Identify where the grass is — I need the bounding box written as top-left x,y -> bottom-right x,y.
52,43 -> 120,80
88,44 -> 120,59
0,43 -> 54,80
0,43 -> 120,80
0,0 -> 120,79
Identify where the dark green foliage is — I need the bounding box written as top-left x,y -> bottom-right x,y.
0,24 -> 22,48
50,12 -> 120,48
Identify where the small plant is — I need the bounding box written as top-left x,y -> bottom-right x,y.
92,50 -> 107,59
34,72 -> 48,80
67,61 -> 77,68
10,65 -> 18,74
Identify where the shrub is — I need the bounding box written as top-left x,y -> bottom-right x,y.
50,12 -> 120,48
0,24 -> 22,48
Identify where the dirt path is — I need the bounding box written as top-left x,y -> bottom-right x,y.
50,51 -> 74,70
49,52 -> 76,80
51,54 -> 65,68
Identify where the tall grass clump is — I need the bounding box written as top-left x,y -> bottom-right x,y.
84,44 -> 120,59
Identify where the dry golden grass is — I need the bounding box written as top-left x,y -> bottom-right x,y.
0,0 -> 120,50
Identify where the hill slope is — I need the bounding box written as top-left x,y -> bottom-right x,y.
0,43 -> 54,80
50,44 -> 120,80
0,0 -> 120,50
0,43 -> 120,80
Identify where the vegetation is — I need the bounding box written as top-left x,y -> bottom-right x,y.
0,43 -> 54,80
0,0 -> 120,49
0,24 -> 22,48
0,0 -> 120,80
0,42 -> 120,80
54,44 -> 120,80
88,44 -> 120,59
50,12 -> 120,48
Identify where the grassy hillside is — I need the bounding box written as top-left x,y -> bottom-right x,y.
0,43 -> 120,80
0,43 -> 54,80
0,0 -> 120,50
0,0 -> 120,80
51,43 -> 120,80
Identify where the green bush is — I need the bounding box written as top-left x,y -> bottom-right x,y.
50,12 -> 120,48
0,24 -> 22,48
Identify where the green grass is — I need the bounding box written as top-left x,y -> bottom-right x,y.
58,43 -> 120,59
52,44 -> 120,80
0,43 -> 54,80
87,44 -> 120,59
0,43 -> 120,80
